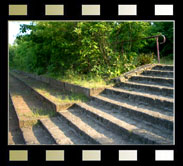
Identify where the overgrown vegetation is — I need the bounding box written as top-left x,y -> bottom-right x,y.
31,108 -> 57,118
9,21 -> 173,86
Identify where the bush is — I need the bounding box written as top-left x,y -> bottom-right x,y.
137,53 -> 155,66
35,67 -> 45,75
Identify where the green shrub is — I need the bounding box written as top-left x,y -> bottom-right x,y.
36,67 -> 45,75
137,53 -> 155,66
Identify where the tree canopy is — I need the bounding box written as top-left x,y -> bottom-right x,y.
9,21 -> 173,79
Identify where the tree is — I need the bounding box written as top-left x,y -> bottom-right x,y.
10,21 -> 173,78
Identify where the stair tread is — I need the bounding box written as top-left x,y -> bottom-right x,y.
21,125 -> 55,145
59,111 -> 115,144
115,81 -> 173,98
76,103 -> 172,144
129,74 -> 173,87
119,81 -> 173,90
86,102 -> 173,140
141,70 -> 173,78
11,72 -> 73,105
40,117 -> 74,145
67,108 -> 134,144
9,64 -> 174,145
144,69 -> 173,73
131,75 -> 174,80
152,65 -> 174,71
106,87 -> 173,103
94,95 -> 173,121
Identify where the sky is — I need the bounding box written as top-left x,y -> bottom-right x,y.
8,21 -> 31,45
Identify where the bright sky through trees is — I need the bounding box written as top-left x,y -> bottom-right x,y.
8,21 -> 31,45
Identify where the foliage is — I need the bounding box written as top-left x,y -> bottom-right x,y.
9,44 -> 16,67
143,22 -> 173,58
137,53 -> 155,66
9,21 -> 173,81
109,22 -> 151,53
154,54 -> 173,65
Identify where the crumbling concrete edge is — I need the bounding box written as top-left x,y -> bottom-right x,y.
111,64 -> 157,84
10,73 -> 59,111
12,70 -> 105,97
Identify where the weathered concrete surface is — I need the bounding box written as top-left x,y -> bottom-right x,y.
115,81 -> 173,97
13,70 -> 105,97
9,64 -> 174,145
111,64 -> 156,83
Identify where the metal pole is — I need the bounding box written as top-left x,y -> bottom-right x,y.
156,36 -> 160,63
120,34 -> 166,64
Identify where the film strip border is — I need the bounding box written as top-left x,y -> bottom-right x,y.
8,4 -> 174,16
1,0 -> 179,166
8,149 -> 175,162
4,0 -> 176,19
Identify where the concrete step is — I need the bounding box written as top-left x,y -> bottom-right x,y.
21,125 -> 56,145
39,117 -> 92,145
66,107 -> 137,144
10,72 -> 73,112
129,75 -> 173,87
115,81 -> 173,98
9,74 -> 59,145
152,65 -> 173,71
11,72 -> 105,144
73,103 -> 172,144
9,65 -> 174,145
90,95 -> 173,130
9,96 -> 26,145
84,102 -> 173,141
141,70 -> 173,78
103,87 -> 173,112
39,118 -> 73,145
57,111 -> 116,144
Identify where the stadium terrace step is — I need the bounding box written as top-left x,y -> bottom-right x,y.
129,75 -> 173,87
21,125 -> 56,145
57,111 -> 116,144
102,87 -> 173,112
72,103 -> 172,144
152,65 -> 174,71
9,95 -> 26,145
141,70 -> 173,78
65,107 -> 138,144
90,95 -> 173,130
10,72 -> 74,112
9,64 -> 174,145
115,81 -> 173,98
81,102 -> 173,141
39,117 -> 74,145
9,75 -> 57,145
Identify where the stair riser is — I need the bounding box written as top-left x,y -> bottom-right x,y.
115,82 -> 173,98
152,66 -> 173,71
73,104 -> 157,144
103,89 -> 173,112
141,71 -> 173,78
91,97 -> 173,131
56,112 -> 100,144
129,76 -> 173,87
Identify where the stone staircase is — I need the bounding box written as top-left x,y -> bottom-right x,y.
9,64 -> 174,145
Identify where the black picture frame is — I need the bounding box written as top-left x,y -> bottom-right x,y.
0,0 -> 180,166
